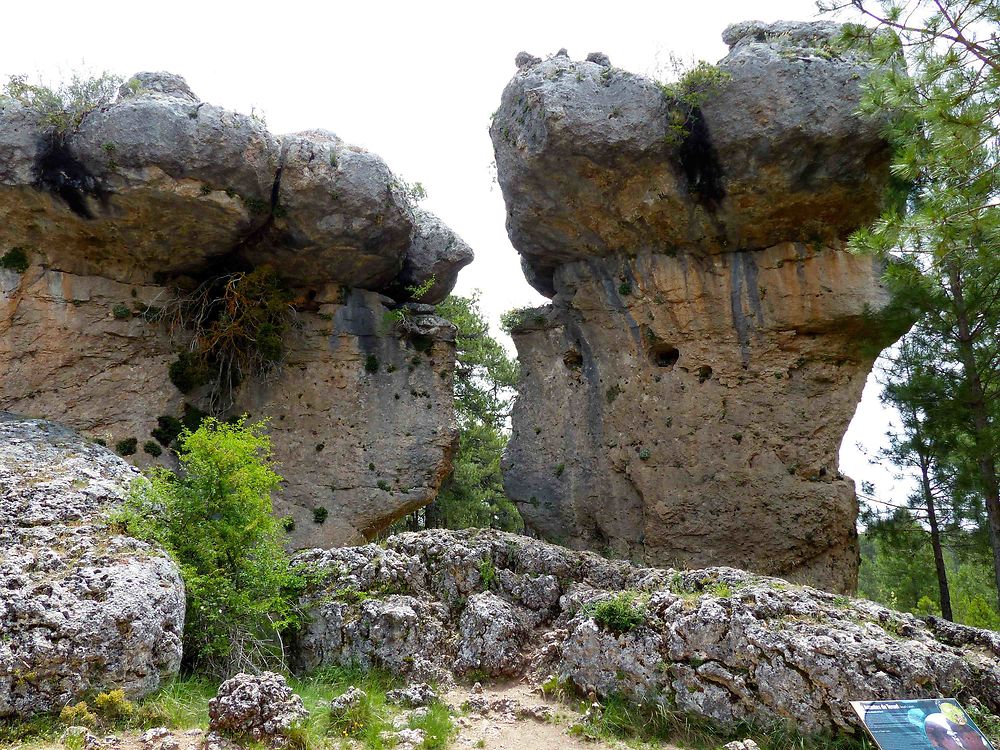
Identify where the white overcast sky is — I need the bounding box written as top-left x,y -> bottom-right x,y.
0,0 -> 913,514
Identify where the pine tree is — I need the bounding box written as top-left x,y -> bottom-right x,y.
821,0 -> 1000,609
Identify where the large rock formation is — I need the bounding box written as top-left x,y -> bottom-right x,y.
0,414 -> 185,718
491,23 -> 905,591
0,72 -> 472,547
292,529 -> 1000,736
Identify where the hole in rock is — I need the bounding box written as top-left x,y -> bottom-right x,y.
697,365 -> 713,383
563,348 -> 583,370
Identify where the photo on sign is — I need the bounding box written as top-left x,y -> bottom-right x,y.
851,699 -> 996,750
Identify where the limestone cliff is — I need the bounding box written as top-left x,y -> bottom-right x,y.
491,22 -> 906,591
0,72 -> 472,547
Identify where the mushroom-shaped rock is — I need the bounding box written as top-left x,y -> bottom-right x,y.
258,129 -> 415,289
490,21 -> 890,295
0,414 -> 185,718
0,73 -> 279,283
390,208 -> 474,304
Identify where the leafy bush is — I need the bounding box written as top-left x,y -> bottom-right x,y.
143,440 -> 163,457
114,437 -> 137,456
0,247 -> 29,274
110,417 -> 306,676
2,72 -> 123,132
585,592 -> 647,633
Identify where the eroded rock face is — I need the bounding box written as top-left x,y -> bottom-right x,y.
491,21 -> 890,296
0,414 -> 185,718
292,529 -> 1000,736
0,72 -> 471,545
491,23 -> 903,590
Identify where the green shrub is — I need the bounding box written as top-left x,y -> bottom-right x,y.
59,701 -> 97,728
168,351 -> 213,394
585,592 -> 647,634
112,303 -> 132,320
479,558 -> 496,590
109,417 -> 305,675
152,415 -> 184,447
115,437 -> 138,456
364,355 -> 380,373
312,506 -> 328,524
143,440 -> 163,457
93,689 -> 135,721
0,247 -> 29,274
2,72 -> 123,132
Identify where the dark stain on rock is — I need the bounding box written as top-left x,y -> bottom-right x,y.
677,107 -> 725,211
34,133 -> 106,219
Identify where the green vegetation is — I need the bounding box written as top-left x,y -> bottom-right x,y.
584,591 -> 648,634
1,72 -> 123,132
393,293 -> 522,533
364,354 -> 380,373
569,693 -> 871,750
142,440 -> 162,458
313,506 -> 329,524
114,437 -> 137,456
0,247 -> 29,274
0,669 -> 456,750
109,418 -> 305,675
656,57 -> 732,145
479,558 -> 496,590
859,518 -> 1000,629
821,0 -> 1000,618
112,303 -> 132,320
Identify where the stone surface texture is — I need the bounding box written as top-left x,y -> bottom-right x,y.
490,23 -> 903,590
0,414 -> 185,718
207,672 -> 308,743
292,529 -> 1000,737
0,72 -> 471,547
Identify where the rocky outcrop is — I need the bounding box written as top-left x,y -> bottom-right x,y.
292,529 -> 1000,737
0,72 -> 472,547
490,22 -> 905,590
0,414 -> 185,718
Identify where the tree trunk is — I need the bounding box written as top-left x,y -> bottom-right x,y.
946,262 -> 1000,611
919,453 -> 954,620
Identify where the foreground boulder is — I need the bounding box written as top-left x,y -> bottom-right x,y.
0,72 -> 471,547
208,672 -> 308,744
0,414 -> 184,718
293,529 -> 1000,736
491,23 -> 905,590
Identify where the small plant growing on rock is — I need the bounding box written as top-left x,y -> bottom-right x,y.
281,517 -> 295,532
479,558 -> 496,590
112,302 -> 132,320
585,592 -> 648,634
114,437 -> 137,456
162,266 -> 296,412
2,72 -> 123,133
142,440 -> 162,457
364,354 -> 380,373
0,247 -> 29,274
312,506 -> 329,524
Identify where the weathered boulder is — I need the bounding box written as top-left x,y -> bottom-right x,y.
0,72 -> 469,546
208,672 -> 308,743
256,129 -> 415,290
491,24 -> 904,590
391,208 -> 475,304
0,414 -> 184,718
491,21 -> 890,296
292,529 -> 1000,737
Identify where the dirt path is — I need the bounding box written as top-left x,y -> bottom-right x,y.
444,681 -> 683,750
